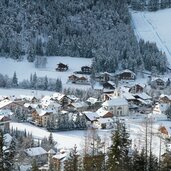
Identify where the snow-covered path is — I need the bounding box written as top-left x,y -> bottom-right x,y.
131,9 -> 171,65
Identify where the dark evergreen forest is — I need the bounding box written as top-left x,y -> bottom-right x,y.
0,0 -> 168,73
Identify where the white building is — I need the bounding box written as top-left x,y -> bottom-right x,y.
102,98 -> 129,116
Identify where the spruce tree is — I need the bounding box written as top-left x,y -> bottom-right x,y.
64,145 -> 79,171
31,159 -> 39,171
12,72 -> 18,87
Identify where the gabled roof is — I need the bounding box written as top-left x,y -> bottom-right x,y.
71,101 -> 88,108
86,97 -> 98,104
0,100 -> 13,109
115,69 -> 135,76
97,118 -> 113,124
67,95 -> 79,102
52,93 -> 65,101
122,92 -> 136,100
20,95 -> 37,101
160,94 -> 171,101
0,115 -> 10,121
36,109 -> 53,116
151,77 -> 168,82
102,98 -> 128,107
4,133 -> 12,146
96,107 -> 111,117
25,147 -> 47,157
83,111 -> 99,121
133,92 -> 151,100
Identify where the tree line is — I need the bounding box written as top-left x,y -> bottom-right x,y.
0,72 -> 62,92
131,0 -> 171,11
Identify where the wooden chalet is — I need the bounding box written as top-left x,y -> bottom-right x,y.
95,72 -> 114,83
103,81 -> 115,90
75,76 -> 90,85
129,84 -> 145,94
115,69 -> 136,80
81,66 -> 92,74
68,74 -> 79,83
56,63 -> 68,71
159,94 -> 171,104
151,77 -> 169,90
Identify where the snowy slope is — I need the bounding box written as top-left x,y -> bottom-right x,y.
0,56 -> 92,90
131,9 -> 171,65
10,122 -> 111,150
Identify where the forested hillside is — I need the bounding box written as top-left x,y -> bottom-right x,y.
131,0 -> 171,11
0,0 -> 168,73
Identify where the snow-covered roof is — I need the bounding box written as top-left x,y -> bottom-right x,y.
24,103 -> 39,109
102,98 -> 128,107
41,95 -> 52,102
115,69 -> 135,76
151,77 -> 168,82
53,152 -> 66,160
25,147 -> 47,157
96,107 -> 111,117
133,92 -> 151,100
83,111 -> 99,121
0,100 -> 13,109
71,101 -> 88,109
41,100 -> 61,108
67,95 -> 79,102
0,115 -> 10,121
48,149 -> 56,154
0,109 -> 13,116
36,109 -> 53,116
107,81 -> 115,86
97,118 -> 113,124
160,94 -> 171,101
52,93 -> 65,101
93,82 -> 103,90
20,95 -> 37,101
86,97 -> 98,104
4,133 -> 12,146
122,92 -> 136,100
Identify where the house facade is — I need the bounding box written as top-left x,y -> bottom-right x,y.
102,98 -> 129,116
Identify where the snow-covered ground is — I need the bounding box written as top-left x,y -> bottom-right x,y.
10,122 -> 111,150
10,117 -> 166,157
0,88 -> 54,98
131,9 -> 171,65
0,56 -> 92,90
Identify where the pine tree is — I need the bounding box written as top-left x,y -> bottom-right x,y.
12,72 -> 18,87
32,73 -> 37,89
0,129 -> 5,170
31,159 -> 39,171
106,122 -> 131,171
106,124 -> 122,171
44,76 -> 48,90
132,148 -> 146,171
27,45 -> 36,62
48,132 -> 54,147
64,145 -> 79,171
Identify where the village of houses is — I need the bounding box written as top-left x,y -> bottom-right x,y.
1,67 -> 171,170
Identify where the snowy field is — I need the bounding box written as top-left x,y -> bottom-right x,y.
0,56 -> 92,90
10,118 -> 166,157
131,9 -> 171,65
10,122 -> 111,150
0,88 -> 55,98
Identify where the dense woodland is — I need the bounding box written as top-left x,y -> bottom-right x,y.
0,0 -> 168,74
131,0 -> 171,11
